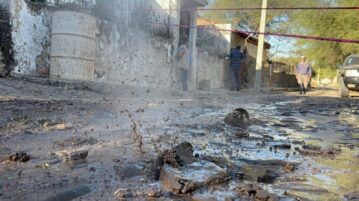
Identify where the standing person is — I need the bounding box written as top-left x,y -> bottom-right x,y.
175,43 -> 190,91
295,56 -> 312,95
230,45 -> 245,91
240,46 -> 248,88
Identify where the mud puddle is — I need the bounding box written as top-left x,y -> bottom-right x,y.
0,88 -> 358,201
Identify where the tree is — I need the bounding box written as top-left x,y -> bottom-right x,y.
206,0 -> 359,78
289,0 -> 359,78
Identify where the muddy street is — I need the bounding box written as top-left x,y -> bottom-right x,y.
0,78 -> 359,201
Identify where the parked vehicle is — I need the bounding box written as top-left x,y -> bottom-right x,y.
338,55 -> 359,97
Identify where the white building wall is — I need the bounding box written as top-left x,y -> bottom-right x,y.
3,0 -> 232,91
9,0 -> 50,75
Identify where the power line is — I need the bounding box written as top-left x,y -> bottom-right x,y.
150,22 -> 359,44
111,6 -> 359,12
196,6 -> 359,11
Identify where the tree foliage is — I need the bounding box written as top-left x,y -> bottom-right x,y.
290,0 -> 359,77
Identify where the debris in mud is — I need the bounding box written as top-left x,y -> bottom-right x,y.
114,182 -> 162,199
35,158 -> 62,169
298,144 -> 341,156
273,143 -> 291,150
224,108 -> 250,127
53,136 -> 98,147
237,183 -> 278,201
43,121 -> 73,131
235,129 -> 249,138
130,119 -> 144,154
160,161 -> 229,194
8,152 -> 30,162
201,155 -> 234,172
161,141 -> 194,167
239,159 -> 299,183
114,188 -> 132,199
113,163 -> 147,179
302,144 -> 321,151
192,187 -> 238,201
69,150 -> 88,161
257,169 -> 280,183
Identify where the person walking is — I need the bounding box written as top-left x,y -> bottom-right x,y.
295,56 -> 312,95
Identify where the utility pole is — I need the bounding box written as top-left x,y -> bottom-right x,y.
254,0 -> 268,91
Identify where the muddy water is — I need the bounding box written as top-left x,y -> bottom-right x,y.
0,87 -> 358,201
159,97 -> 359,200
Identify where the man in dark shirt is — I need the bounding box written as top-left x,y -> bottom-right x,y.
230,45 -> 245,91
295,56 -> 312,95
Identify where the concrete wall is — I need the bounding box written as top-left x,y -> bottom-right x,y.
196,24 -> 231,89
94,0 -> 181,89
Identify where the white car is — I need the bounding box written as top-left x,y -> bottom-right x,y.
338,55 -> 359,97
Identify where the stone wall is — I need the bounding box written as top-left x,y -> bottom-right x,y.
9,0 -> 50,75
271,72 -> 298,88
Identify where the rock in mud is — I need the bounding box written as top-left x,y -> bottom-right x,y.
161,141 -> 194,167
345,192 -> 359,201
160,161 -> 229,194
283,163 -> 296,173
8,152 -> 30,162
69,150 -> 88,160
237,183 -> 278,201
237,183 -> 262,196
224,108 -> 249,127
